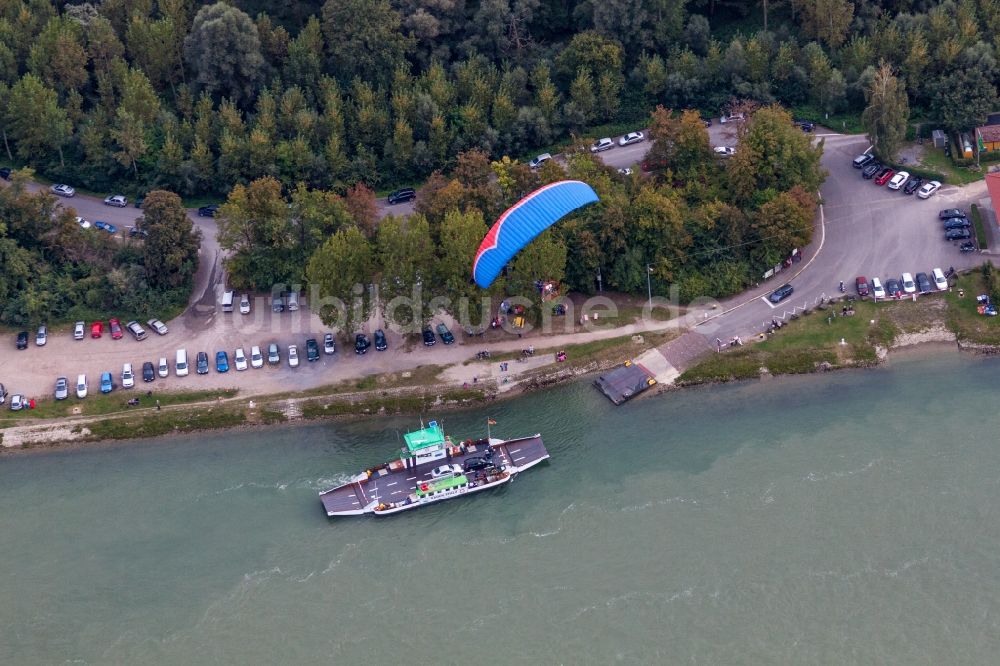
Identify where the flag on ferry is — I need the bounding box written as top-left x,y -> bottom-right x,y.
487,418 -> 497,425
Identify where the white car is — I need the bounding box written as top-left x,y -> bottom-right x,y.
901,272 -> 916,294
250,345 -> 264,368
617,167 -> 633,176
529,153 -> 551,169
288,344 -> 299,368
147,318 -> 168,335
720,113 -> 745,124
871,277 -> 886,299
619,131 -> 644,146
36,325 -> 47,346
121,363 -> 135,389
103,194 -> 128,207
76,374 -> 88,399
590,137 -> 614,153
887,171 -> 909,190
431,464 -> 463,479
932,267 -> 948,291
234,347 -> 248,371
323,334 -> 336,355
75,216 -> 91,229
239,294 -> 251,314
74,321 -> 85,340
158,357 -> 169,378
917,180 -> 941,199
10,394 -> 25,410
50,184 -> 75,197
713,146 -> 735,157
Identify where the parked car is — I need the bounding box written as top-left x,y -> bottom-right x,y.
901,272 -> 916,294
100,372 -> 113,393
36,325 -> 47,346
590,137 -> 614,153
871,277 -> 886,299
616,167 -> 633,176
76,375 -> 87,399
422,327 -> 436,346
436,323 -> 455,344
529,153 -> 552,169
917,181 -> 941,199
945,228 -> 971,240
943,217 -> 970,230
903,176 -> 923,195
10,394 -> 25,410
239,294 -> 251,314
797,121 -> 815,132
720,113 -> 745,124
287,344 -> 299,368
323,333 -> 336,355
267,343 -> 280,364
768,283 -> 794,303
852,153 -> 875,168
855,277 -> 869,297
76,216 -> 91,229
939,208 -> 965,219
147,318 -> 168,335
887,171 -> 909,190
305,338 -> 319,362
134,195 -> 144,208
885,278 -> 902,298
874,168 -> 895,185
125,320 -> 147,340
713,146 -> 735,157
109,318 -> 123,339
861,162 -> 882,179
272,294 -> 284,312
91,321 -> 103,338
103,222 -> 118,234
234,348 -> 248,371
374,329 -> 388,351
103,194 -> 128,207
121,363 -> 135,388
54,376 -> 69,400
215,350 -> 229,372
16,331 -> 28,349
142,361 -> 155,382
197,204 -> 220,217
387,188 -> 416,205
463,456 -> 491,472
618,131 -> 644,146
354,333 -> 371,354
915,272 -> 932,294
932,268 -> 948,291
50,183 -> 75,197
94,220 -> 108,231
127,226 -> 148,238
158,357 -> 169,378
0,166 -> 10,180
0,382 -> 6,404
250,345 -> 264,368
196,351 -> 209,374
74,321 -> 85,340
431,463 -> 463,478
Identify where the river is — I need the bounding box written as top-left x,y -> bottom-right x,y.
3,351 -> 1000,664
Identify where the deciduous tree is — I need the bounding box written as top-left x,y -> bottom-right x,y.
141,190 -> 201,289
861,61 -> 909,162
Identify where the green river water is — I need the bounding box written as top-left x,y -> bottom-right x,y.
3,351 -> 1000,664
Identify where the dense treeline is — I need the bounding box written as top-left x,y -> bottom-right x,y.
0,0 -> 996,197
222,105 -> 823,330
0,175 -> 199,325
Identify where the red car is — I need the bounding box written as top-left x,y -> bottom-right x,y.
109,318 -> 123,340
90,321 -> 103,338
874,168 -> 894,185
855,276 -> 869,297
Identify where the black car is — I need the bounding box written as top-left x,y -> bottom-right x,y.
134,196 -> 145,208
197,204 -> 220,217
305,338 -> 319,361
142,361 -> 155,382
885,278 -> 902,297
943,217 -> 971,230
768,283 -> 794,304
436,323 -> 454,344
16,331 -> 28,349
422,327 -> 436,346
196,351 -> 209,374
0,166 -> 11,180
853,153 -> 875,168
903,177 -> 923,194
463,456 -> 491,472
945,228 -> 971,240
915,272 -> 932,294
861,162 -> 882,179
794,119 -> 815,132
354,333 -> 370,354
939,208 -> 965,220
0,382 -> 6,404
374,328 -> 388,351
387,188 -> 416,205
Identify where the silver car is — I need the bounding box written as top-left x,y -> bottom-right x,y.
36,325 -> 47,346
54,376 -> 69,400
74,321 -> 85,340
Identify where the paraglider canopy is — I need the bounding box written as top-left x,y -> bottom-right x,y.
472,180 -> 599,288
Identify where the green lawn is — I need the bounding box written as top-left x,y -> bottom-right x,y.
945,272 -> 1000,345
0,388 -> 238,426
918,147 -> 997,185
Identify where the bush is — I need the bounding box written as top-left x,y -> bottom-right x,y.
971,204 -> 988,250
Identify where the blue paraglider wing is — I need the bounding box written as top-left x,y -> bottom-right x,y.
472,180 -> 599,288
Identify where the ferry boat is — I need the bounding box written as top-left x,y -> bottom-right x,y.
319,421 -> 549,517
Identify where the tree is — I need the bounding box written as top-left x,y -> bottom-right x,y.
377,214 -> 435,324
140,190 -> 201,289
931,68 -> 997,134
320,0 -> 411,87
799,0 -> 854,49
27,16 -> 88,97
861,62 -> 909,162
216,177 -> 294,288
184,3 -> 263,106
751,185 -> 816,267
306,226 -> 375,333
5,74 -> 71,166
